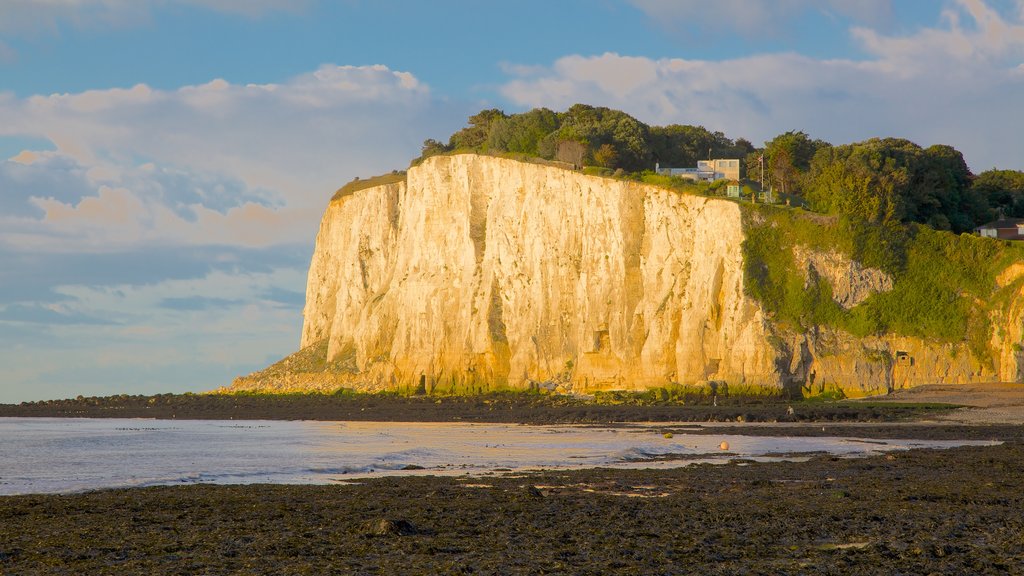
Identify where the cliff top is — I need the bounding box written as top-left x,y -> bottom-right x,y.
331,171 -> 407,202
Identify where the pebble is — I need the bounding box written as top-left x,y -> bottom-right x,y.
363,518 -> 418,537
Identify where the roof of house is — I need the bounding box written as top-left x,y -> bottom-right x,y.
975,218 -> 1024,230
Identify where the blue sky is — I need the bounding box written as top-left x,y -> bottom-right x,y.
1,0 -> 1023,402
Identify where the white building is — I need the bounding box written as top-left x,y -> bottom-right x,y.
657,159 -> 741,182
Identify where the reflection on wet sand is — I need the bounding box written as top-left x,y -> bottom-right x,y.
0,418 -> 997,495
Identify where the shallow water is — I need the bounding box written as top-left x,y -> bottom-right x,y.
0,418 -> 996,495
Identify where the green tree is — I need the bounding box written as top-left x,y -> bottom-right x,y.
763,131 -> 830,196
649,124 -> 739,169
420,138 -> 449,159
551,104 -> 651,171
805,141 -> 905,224
972,169 -> 1024,219
804,138 -> 979,231
485,108 -> 558,156
905,144 -> 978,231
448,108 -> 507,150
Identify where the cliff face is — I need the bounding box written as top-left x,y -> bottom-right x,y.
234,154 -> 1024,396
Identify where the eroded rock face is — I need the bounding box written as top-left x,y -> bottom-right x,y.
295,155 -> 776,393
792,247 -> 893,309
775,328 -> 998,398
232,154 -> 1024,396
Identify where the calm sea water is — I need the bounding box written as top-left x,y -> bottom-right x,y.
0,418 -> 995,495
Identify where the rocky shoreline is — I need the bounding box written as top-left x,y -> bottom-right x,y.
2,438 -> 1021,574
0,391 -> 965,425
3,389 -> 1022,574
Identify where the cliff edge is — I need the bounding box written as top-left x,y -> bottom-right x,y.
231,154 -> 1024,397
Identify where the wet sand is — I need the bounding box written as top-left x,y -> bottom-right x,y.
858,382 -> 1024,425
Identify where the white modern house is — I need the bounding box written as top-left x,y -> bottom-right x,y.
656,158 -> 741,182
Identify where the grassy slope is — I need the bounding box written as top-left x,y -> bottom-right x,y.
740,203 -> 1024,363
331,172 -> 407,201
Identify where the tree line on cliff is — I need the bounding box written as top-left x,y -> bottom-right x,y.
418,104 -> 1024,235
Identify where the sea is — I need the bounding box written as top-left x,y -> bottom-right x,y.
0,418 -> 996,495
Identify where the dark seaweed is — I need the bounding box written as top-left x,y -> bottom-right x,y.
2,439 -> 1022,574
0,392 -> 961,425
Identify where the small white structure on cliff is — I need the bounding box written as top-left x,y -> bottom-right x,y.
657,159 -> 741,182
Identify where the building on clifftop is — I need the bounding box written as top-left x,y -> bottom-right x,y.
656,158 -> 741,182
975,218 -> 1024,240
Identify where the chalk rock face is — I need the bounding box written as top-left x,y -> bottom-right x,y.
232,154 -> 1024,396
299,154 -> 776,393
991,263 -> 1024,382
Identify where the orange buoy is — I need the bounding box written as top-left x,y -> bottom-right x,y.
719,441 -> 730,451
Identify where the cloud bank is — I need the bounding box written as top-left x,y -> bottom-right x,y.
628,0 -> 894,36
0,64 -> 444,252
502,0 -> 1024,171
0,64 -> 467,402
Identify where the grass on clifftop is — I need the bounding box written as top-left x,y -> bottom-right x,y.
331,171 -> 407,201
741,204 -> 1024,360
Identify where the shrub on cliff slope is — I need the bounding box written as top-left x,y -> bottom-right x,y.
742,205 -> 1024,359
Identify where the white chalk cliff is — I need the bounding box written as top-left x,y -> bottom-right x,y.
233,154 -> 1024,396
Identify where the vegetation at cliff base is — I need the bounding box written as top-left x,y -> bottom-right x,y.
1,390 -> 963,423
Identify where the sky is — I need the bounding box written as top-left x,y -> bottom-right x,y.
1,0 -> 1023,403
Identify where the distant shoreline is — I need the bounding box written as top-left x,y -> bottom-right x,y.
0,390 -> 960,424
4,389 -> 1024,442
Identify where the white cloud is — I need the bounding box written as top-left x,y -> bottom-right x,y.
1,149 -> 318,252
628,0 -> 893,36
0,62 -> 475,401
4,64 -> 431,193
0,64 -> 459,252
501,1 -> 1024,171
853,0 -> 1024,69
0,265 -> 307,401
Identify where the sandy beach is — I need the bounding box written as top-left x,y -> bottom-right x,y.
860,382 -> 1024,425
